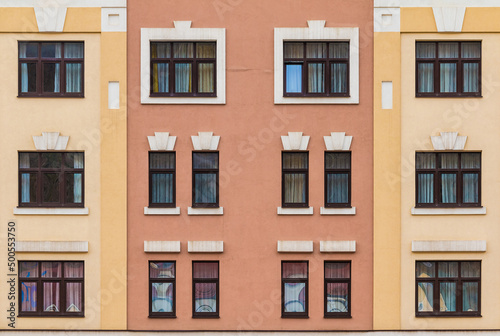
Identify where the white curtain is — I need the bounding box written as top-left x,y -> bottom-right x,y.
331,63 -> 347,93
463,63 -> 479,93
175,63 -> 192,93
418,64 -> 434,93
308,63 -> 325,93
66,63 -> 82,93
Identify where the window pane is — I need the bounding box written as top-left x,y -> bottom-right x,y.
150,262 -> 175,279
19,42 -> 38,58
66,283 -> 82,312
461,262 -> 480,278
282,262 -> 307,279
440,153 -> 458,169
441,174 -> 457,203
64,262 -> 84,278
151,42 -> 171,58
194,282 -> 217,313
198,63 -> 214,93
326,283 -> 348,313
65,173 -> 83,204
284,173 -> 306,203
417,63 -> 434,93
283,153 -> 307,169
20,63 -> 37,93
20,153 -> 38,168
152,282 -> 174,312
417,174 -> 434,204
285,64 -> 302,93
283,282 -> 306,312
327,173 -> 349,204
173,43 -> 194,58
64,153 -> 84,169
41,153 -> 62,168
440,63 -> 457,93
20,262 -> 39,278
438,262 -> 458,277
308,63 -> 325,93
416,262 -> 435,277
462,282 -> 479,312
152,63 -> 169,93
151,173 -> 174,204
66,63 -> 82,93
41,43 -> 61,58
461,42 -> 481,58
331,63 -> 347,93
21,173 -> 37,203
194,174 -> 217,204
196,43 -> 216,58
43,282 -> 60,312
306,43 -> 327,58
150,153 -> 175,169
416,43 -> 436,58
416,153 -> 436,169
193,152 -> 218,169
330,42 -> 349,59
463,173 -> 479,203
21,282 -> 37,312
326,152 -> 350,169
41,262 -> 61,278
284,43 -> 303,58
64,43 -> 83,58
417,282 -> 433,312
43,63 -> 61,93
174,63 -> 192,93
438,42 -> 459,58
193,262 -> 218,278
461,153 -> 480,169
42,173 -> 60,203
440,282 -> 456,312
463,63 -> 479,93
325,262 -> 350,279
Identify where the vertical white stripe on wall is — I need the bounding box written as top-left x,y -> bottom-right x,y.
382,81 -> 393,109
108,81 -> 120,109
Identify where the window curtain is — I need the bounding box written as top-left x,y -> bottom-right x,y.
20,44 -> 30,93
21,282 -> 37,312
326,283 -> 348,312
438,262 -> 457,312
194,174 -> 216,204
325,262 -> 350,278
66,283 -> 82,312
439,43 -> 458,93
283,154 -> 307,204
43,282 -> 60,312
441,154 -> 457,203
417,283 -> 433,312
327,174 -> 348,203
153,63 -> 169,93
194,282 -> 217,312
150,262 -> 175,278
308,63 -> 325,93
64,262 -> 83,278
416,153 -> 435,203
416,43 -> 436,93
20,154 -> 32,203
152,174 -> 173,203
66,64 -> 82,93
193,262 -> 218,278
463,63 -> 479,93
198,63 -> 214,93
331,63 -> 347,93
284,282 -> 306,312
462,282 -> 478,312
72,154 -> 83,203
175,63 -> 192,93
152,282 -> 174,312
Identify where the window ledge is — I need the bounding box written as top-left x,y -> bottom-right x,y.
277,207 -> 313,215
144,207 -> 180,215
187,207 -> 223,216
13,207 -> 89,215
320,207 -> 356,215
411,207 -> 486,215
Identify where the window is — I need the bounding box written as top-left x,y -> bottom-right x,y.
415,152 -> 480,207
192,152 -> 219,208
19,261 -> 84,317
19,152 -> 84,208
416,261 -> 480,316
324,261 -> 351,317
416,41 -> 481,97
149,152 -> 176,207
150,42 -> 216,97
282,152 -> 308,207
325,152 -> 351,207
193,261 -> 219,317
149,261 -> 176,317
282,261 -> 308,318
19,42 -> 84,97
284,42 -> 349,97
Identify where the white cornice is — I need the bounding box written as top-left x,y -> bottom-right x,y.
0,0 -> 126,7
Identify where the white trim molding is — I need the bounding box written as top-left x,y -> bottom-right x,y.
141,22 -> 226,104
323,132 -> 352,151
191,132 -> 220,150
412,240 -> 486,253
277,241 -> 314,253
411,207 -> 486,215
148,132 -> 177,151
431,132 -> 467,150
274,21 -> 359,104
432,7 -> 466,32
320,207 -> 356,215
187,207 -> 223,216
277,207 -> 314,215
188,241 -> 223,253
320,241 -> 356,253
33,132 -> 69,150
374,7 -> 401,33
281,132 -> 310,151
101,7 -> 127,32
144,207 -> 180,215
144,241 -> 181,253
34,7 -> 66,32
15,241 -> 88,253
14,207 -> 89,215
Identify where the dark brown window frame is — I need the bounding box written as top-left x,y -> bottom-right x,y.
148,151 -> 176,208
18,261 -> 84,317
415,41 -> 481,98
415,152 -> 481,208
149,261 -> 176,318
324,151 -> 351,208
281,260 -> 309,318
18,41 -> 84,98
192,261 -> 220,318
192,151 -> 219,208
415,260 -> 481,317
18,151 -> 85,208
281,151 -> 309,208
283,41 -> 350,97
324,261 -> 351,318
150,41 -> 217,98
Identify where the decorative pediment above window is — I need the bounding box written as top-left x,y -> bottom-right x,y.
147,132 -> 176,151
32,132 -> 69,150
191,132 -> 220,150
323,132 -> 352,151
431,132 -> 467,150
281,132 -> 310,151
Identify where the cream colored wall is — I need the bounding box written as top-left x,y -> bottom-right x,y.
400,32 -> 500,329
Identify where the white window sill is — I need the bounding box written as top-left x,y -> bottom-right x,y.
411,207 -> 486,215
320,207 -> 356,215
187,207 -> 223,216
144,207 -> 180,215
277,207 -> 313,215
13,207 -> 89,215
